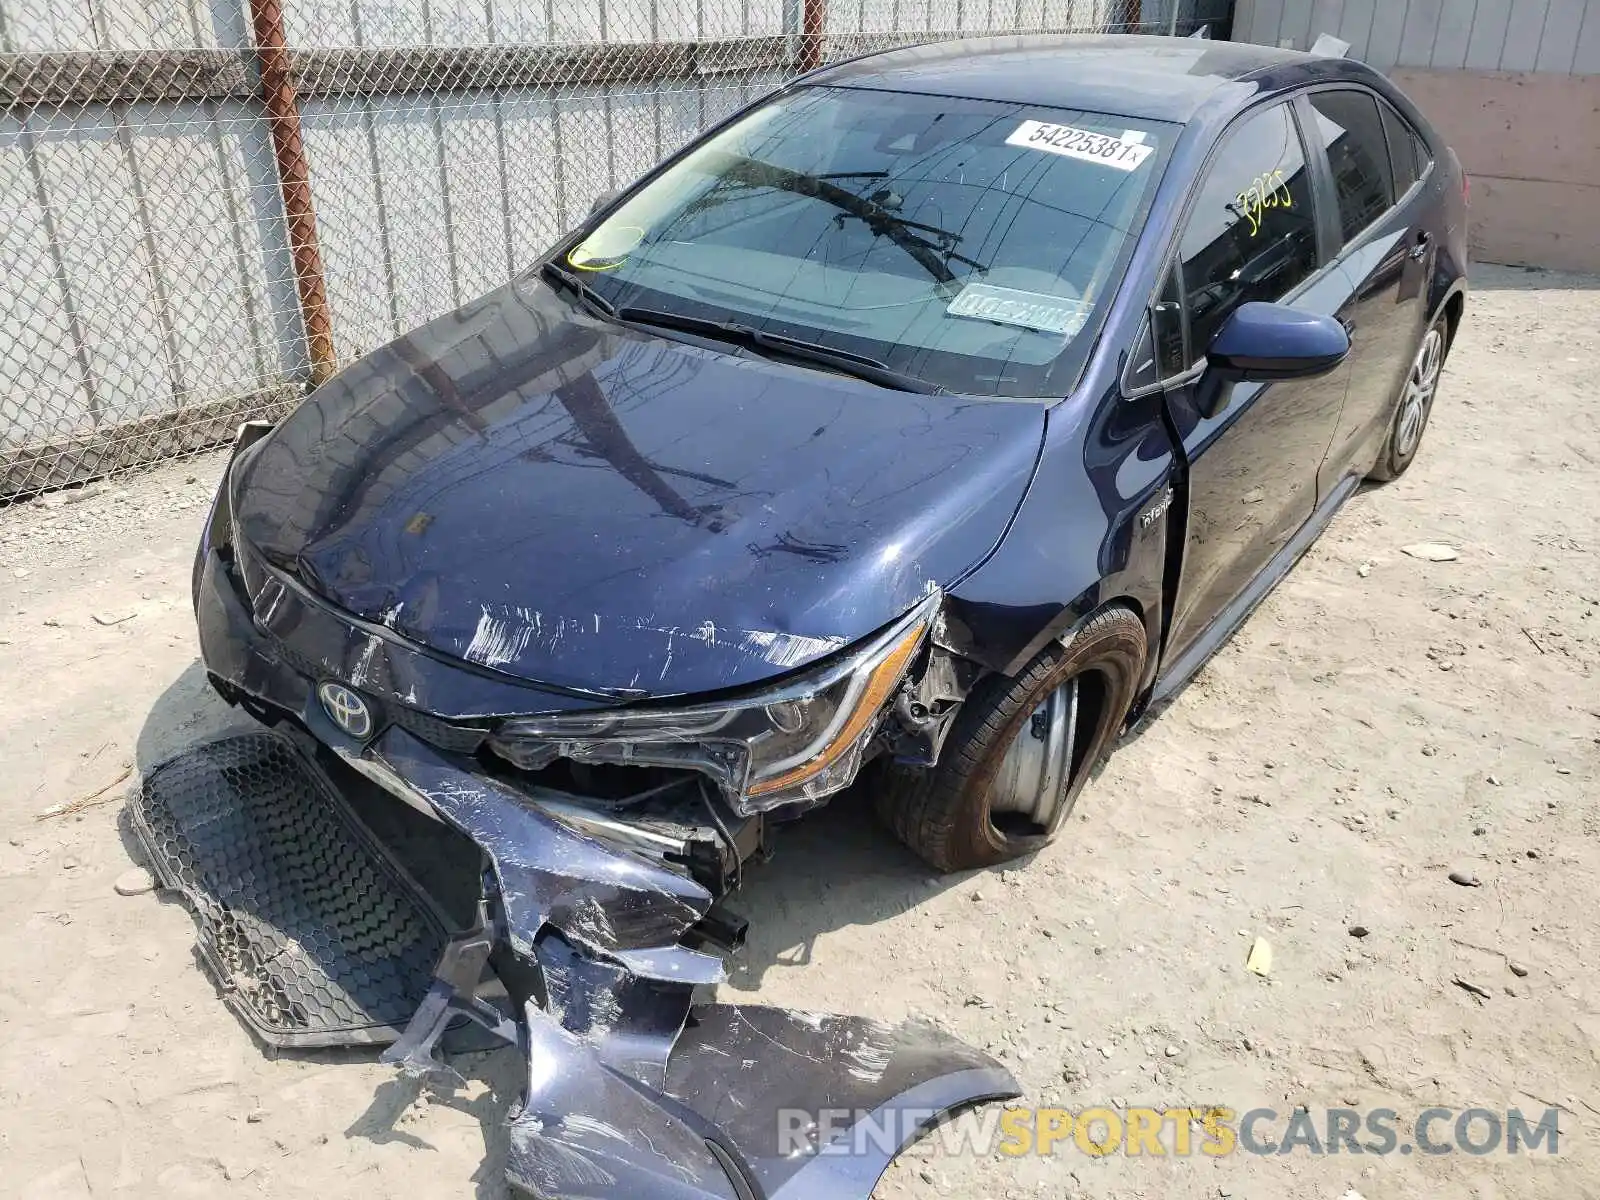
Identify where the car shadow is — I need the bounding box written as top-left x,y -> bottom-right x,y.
720,793 -> 971,992
128,657 -> 1012,1194
132,658 -> 259,776
341,1050 -> 524,1200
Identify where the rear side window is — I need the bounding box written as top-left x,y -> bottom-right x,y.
1412,130 -> 1433,178
1177,103 -> 1319,361
1379,99 -> 1424,195
1308,90 -> 1395,243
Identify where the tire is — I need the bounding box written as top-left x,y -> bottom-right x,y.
876,607 -> 1146,872
1368,312 -> 1450,482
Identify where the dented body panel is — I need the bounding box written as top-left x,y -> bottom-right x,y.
510,980 -> 1018,1200
232,277 -> 1046,702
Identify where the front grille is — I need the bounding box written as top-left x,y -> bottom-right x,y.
389,704 -> 490,755
268,630 -> 490,754
264,629 -> 327,682
234,536 -> 492,756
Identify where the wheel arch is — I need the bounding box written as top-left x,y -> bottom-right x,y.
1441,288 -> 1466,350
943,589 -> 1153,688
1433,281 -> 1467,352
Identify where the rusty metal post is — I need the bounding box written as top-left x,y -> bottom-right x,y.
248,0 -> 337,384
799,0 -> 827,71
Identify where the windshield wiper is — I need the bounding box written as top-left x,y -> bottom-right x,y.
539,264 -> 933,393
708,154 -> 987,284
614,305 -> 940,394
540,259 -> 617,319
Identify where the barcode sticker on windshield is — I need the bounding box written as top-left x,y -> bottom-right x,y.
1006,120 -> 1154,171
947,284 -> 1089,336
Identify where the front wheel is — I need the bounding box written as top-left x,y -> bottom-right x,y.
1369,314 -> 1449,482
876,607 -> 1146,872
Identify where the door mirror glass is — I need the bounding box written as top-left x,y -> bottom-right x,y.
1206,302 -> 1349,382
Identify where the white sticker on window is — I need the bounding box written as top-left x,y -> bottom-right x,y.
1005,120 -> 1155,171
947,284 -> 1090,336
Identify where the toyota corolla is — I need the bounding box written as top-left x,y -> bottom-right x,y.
184,34 -> 1467,1198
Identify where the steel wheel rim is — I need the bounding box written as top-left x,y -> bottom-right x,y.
1396,327 -> 1443,458
989,676 -> 1080,833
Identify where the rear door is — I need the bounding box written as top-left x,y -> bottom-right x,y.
1302,88 -> 1433,493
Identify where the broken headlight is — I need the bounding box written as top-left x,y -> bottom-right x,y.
488,593 -> 938,816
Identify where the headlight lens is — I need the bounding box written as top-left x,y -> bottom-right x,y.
488,593 -> 938,815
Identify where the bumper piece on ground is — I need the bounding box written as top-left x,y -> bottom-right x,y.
135,731 -> 1020,1198
511,942 -> 1021,1199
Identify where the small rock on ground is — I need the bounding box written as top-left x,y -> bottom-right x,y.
114,868 -> 156,896
1402,542 -> 1460,562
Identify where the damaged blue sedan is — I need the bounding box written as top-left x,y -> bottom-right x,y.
169,33 -> 1467,1200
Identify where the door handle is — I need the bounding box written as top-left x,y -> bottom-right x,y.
1408,232 -> 1433,262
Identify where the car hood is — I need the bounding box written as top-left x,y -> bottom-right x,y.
234,276 -> 1046,699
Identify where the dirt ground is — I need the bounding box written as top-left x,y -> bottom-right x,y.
1,262 -> 1597,1200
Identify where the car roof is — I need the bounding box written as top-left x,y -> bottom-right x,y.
809,34 -> 1316,124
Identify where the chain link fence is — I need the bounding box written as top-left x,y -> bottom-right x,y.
0,0 -> 1226,498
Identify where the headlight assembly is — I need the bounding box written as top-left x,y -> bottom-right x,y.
488,592 -> 939,815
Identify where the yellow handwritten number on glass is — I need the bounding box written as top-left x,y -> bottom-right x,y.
1235,168 -> 1291,238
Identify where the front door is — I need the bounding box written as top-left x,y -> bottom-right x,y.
1159,100 -> 1354,667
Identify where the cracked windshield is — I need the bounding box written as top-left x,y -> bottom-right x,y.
563,85 -> 1173,397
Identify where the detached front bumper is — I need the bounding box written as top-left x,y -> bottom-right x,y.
191,477 -> 1019,1198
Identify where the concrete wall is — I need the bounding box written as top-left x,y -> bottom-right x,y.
1391,66 -> 1600,272
1233,0 -> 1600,271
1234,0 -> 1600,72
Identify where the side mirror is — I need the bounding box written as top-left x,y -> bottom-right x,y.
1206,302 -> 1350,383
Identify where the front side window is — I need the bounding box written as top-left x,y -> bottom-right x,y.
1308,90 -> 1395,244
562,86 -> 1175,397
1152,264 -> 1186,379
1176,102 -> 1319,361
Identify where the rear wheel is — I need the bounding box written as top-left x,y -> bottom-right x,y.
1369,314 -> 1448,482
876,607 -> 1146,872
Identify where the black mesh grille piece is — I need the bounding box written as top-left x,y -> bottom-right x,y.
130,731 -> 449,1048
388,704 -> 490,755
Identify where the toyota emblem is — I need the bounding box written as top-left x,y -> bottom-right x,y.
318,681 -> 373,739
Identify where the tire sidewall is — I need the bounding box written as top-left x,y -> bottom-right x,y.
1382,314 -> 1449,478
944,611 -> 1145,868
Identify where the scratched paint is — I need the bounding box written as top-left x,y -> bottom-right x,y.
463,606 -> 537,668
459,603 -> 847,675
737,628 -> 848,668
349,632 -> 383,687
